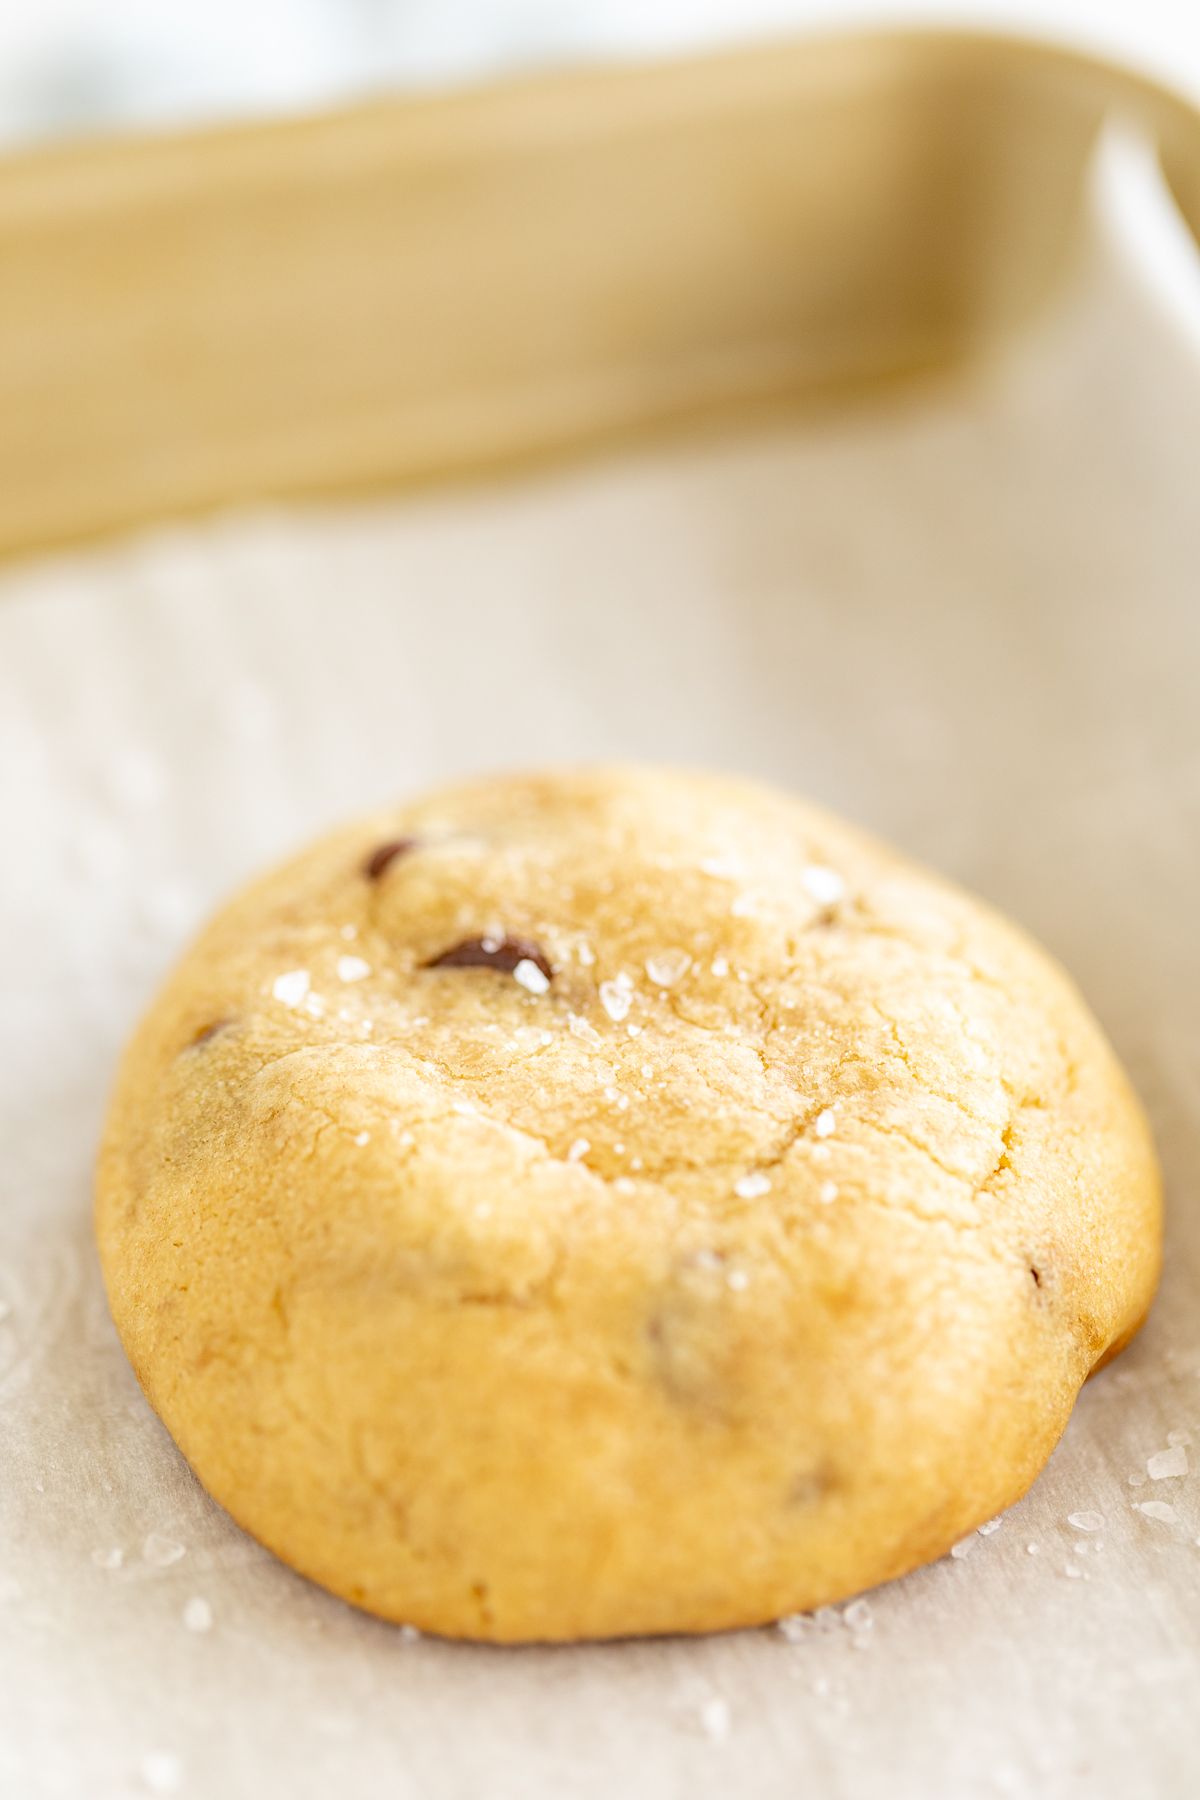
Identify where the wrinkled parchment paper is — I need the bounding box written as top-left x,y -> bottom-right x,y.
2,146 -> 1198,1800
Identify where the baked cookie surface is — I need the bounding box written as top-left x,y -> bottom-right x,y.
96,767 -> 1160,1640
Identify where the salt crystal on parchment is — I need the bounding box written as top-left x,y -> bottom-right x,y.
1147,1445 -> 1188,1480
139,1751 -> 182,1794
1135,1501 -> 1179,1524
698,1696 -> 731,1742
143,1534 -> 186,1567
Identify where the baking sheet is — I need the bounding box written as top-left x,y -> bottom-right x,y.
2,131 -> 1199,1800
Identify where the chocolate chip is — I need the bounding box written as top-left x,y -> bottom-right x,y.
424,934 -> 553,982
1029,1265 -> 1043,1288
364,837 -> 418,880
187,1019 -> 231,1049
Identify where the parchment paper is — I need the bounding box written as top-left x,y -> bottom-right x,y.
1,140 -> 1198,1800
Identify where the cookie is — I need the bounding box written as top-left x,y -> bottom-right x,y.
96,767 -> 1160,1640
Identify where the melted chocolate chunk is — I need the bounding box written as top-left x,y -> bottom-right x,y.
364,837 -> 418,880
424,934 -> 553,982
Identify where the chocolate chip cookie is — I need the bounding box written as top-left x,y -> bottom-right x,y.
96,767 -> 1160,1640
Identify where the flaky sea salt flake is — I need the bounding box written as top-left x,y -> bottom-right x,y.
735,1171 -> 771,1199
142,1533 -> 186,1567
814,1109 -> 837,1138
802,865 -> 846,907
645,949 -> 691,988
182,1597 -> 212,1632
91,1547 -> 124,1570
1135,1501 -> 1179,1524
698,1696 -> 731,1742
1067,1511 -> 1104,1532
513,958 -> 550,995
599,977 -> 632,1022
336,955 -> 371,983
777,1613 -> 812,1642
139,1751 -> 183,1794
272,969 -> 310,1007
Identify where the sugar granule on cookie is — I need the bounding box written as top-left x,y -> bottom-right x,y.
96,766 -> 1161,1641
